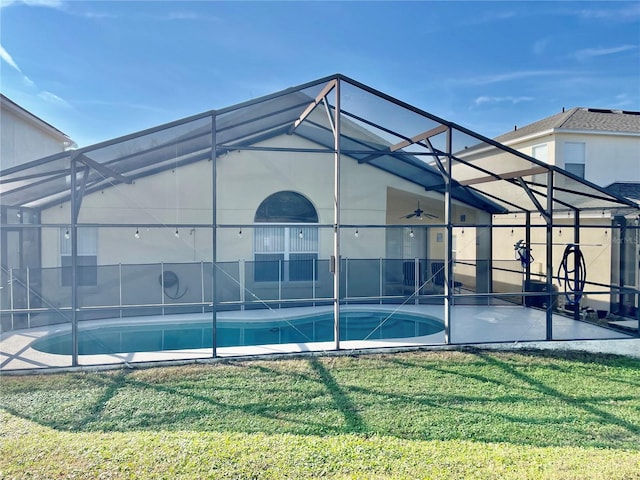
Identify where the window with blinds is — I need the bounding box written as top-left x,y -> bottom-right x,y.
254,191 -> 319,282
564,142 -> 586,178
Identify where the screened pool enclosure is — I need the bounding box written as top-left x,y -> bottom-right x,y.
1,74 -> 639,371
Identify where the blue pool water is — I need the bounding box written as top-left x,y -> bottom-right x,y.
31,310 -> 443,355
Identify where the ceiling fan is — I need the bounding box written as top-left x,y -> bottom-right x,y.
401,201 -> 438,220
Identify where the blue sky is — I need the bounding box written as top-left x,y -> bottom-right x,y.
1,0 -> 639,148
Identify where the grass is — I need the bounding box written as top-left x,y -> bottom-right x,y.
1,348 -> 639,479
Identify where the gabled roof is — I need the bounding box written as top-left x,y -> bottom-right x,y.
604,182 -> 640,203
1,74 -> 637,217
0,94 -> 74,145
495,107 -> 640,144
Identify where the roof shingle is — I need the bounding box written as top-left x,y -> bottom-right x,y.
495,107 -> 640,143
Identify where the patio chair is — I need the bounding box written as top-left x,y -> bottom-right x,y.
402,261 -> 422,295
431,261 -> 462,293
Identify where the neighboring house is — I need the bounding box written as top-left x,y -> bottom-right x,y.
0,94 -> 75,309
493,107 -> 640,188
0,94 -> 75,170
481,108 -> 640,316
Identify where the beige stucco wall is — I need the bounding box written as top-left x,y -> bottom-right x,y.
501,131 -> 640,187
553,132 -> 640,186
0,106 -> 67,169
41,133 -> 468,268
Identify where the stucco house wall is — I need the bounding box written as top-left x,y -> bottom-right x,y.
0,95 -> 73,169
41,133 -> 459,266
37,130 -> 486,313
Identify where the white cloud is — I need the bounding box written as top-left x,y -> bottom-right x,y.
80,10 -> 115,19
2,41 -> 71,109
1,43 -> 36,87
474,96 -> 534,106
38,90 -> 71,107
532,37 -> 551,56
577,4 -> 640,21
458,10 -> 517,26
574,44 -> 637,61
459,70 -> 573,86
611,93 -> 636,108
0,0 -> 64,8
77,99 -> 166,113
0,44 -> 22,72
165,11 -> 201,20
154,11 -> 221,22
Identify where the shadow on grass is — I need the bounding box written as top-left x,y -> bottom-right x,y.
473,350 -> 640,440
307,357 -> 367,433
1,349 -> 639,449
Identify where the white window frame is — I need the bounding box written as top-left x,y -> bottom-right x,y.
531,144 -> 548,183
254,225 -> 318,282
564,142 -> 586,178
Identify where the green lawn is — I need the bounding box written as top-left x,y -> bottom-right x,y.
1,348 -> 639,479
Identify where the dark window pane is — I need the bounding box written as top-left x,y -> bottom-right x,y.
255,191 -> 318,223
289,254 -> 318,281
255,254 -> 284,282
565,163 -> 585,178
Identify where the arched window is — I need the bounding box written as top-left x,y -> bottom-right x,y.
254,191 -> 318,282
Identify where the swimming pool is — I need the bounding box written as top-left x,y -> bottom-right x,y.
31,310 -> 444,355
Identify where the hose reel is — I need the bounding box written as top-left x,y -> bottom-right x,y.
556,244 -> 586,307
159,270 -> 188,300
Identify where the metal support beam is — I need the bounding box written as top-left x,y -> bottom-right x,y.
459,166 -> 548,186
390,125 -> 448,152
69,154 -> 79,367
573,209 -> 581,322
76,153 -> 132,185
546,172 -> 554,340
517,177 -> 551,223
72,166 -> 90,224
525,211 -> 532,293
323,97 -> 336,137
211,114 -> 218,358
333,79 -> 342,350
288,79 -> 337,135
444,127 -> 453,344
358,125 -> 447,165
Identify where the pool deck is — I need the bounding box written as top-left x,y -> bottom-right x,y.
1,304 -> 637,372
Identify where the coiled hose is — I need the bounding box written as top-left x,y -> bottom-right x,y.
556,244 -> 586,306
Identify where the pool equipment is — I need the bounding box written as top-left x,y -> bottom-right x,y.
514,240 -> 533,268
